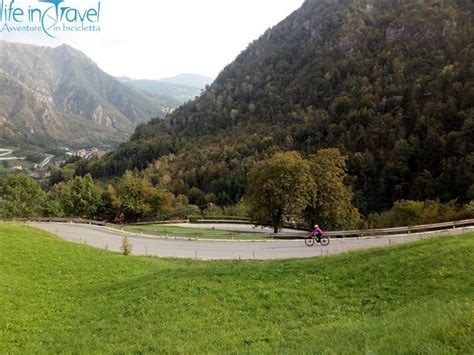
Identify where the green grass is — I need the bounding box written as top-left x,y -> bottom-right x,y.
0,223 -> 473,353
123,224 -> 270,240
131,225 -> 242,234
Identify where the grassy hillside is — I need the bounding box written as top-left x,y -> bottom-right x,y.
0,223 -> 472,353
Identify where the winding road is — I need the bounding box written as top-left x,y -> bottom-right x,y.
30,222 -> 473,260
38,154 -> 54,170
0,149 -> 12,157
0,148 -> 25,161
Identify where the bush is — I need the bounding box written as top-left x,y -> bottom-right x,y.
121,236 -> 132,256
366,200 -> 474,228
222,202 -> 249,218
188,216 -> 201,223
203,204 -> 224,217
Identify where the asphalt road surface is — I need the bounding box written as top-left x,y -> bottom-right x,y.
30,223 -> 472,261
0,148 -> 25,161
0,149 -> 12,157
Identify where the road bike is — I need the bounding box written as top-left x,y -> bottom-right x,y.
305,233 -> 330,247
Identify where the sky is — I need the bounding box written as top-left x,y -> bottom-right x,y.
0,0 -> 305,80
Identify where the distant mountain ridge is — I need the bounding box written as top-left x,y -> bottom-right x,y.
0,40 -> 172,148
158,73 -> 214,89
117,77 -> 202,104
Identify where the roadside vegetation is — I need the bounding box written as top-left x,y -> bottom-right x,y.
1,149 -> 472,231
0,223 -> 472,353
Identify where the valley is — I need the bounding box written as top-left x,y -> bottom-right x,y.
0,40 -> 175,150
0,145 -> 108,178
0,0 -> 473,353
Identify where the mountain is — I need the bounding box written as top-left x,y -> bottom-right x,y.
117,77 -> 201,104
0,41 -> 172,149
158,73 -> 214,89
94,0 -> 473,213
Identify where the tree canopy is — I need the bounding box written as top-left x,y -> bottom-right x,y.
307,149 -> 360,230
246,152 -> 315,233
0,174 -> 46,218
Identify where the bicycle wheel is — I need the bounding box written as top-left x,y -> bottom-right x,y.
320,236 -> 330,246
305,237 -> 315,247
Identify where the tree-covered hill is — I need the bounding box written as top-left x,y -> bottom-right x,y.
93,0 -> 474,214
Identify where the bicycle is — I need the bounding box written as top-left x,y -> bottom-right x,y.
305,233 -> 330,247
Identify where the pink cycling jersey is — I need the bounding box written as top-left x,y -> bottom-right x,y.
311,226 -> 324,235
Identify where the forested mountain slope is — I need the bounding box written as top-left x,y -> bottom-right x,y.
95,0 -> 474,213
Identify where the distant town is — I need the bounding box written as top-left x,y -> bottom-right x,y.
0,146 -> 110,180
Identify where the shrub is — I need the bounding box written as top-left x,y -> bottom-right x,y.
366,200 -> 474,228
121,236 -> 132,256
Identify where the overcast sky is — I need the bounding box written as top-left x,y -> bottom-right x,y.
0,0 -> 304,79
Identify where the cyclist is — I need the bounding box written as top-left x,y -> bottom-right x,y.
311,224 -> 324,244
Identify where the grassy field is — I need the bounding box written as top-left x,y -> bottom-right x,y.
0,223 -> 472,353
123,225 -> 269,240
131,225 -> 242,234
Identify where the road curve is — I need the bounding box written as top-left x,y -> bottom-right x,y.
0,149 -> 13,157
0,148 -> 25,161
30,223 -> 472,261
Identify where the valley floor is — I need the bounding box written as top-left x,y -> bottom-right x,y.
0,223 -> 472,353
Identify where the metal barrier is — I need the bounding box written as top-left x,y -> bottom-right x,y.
277,219 -> 474,238
2,217 -> 473,239
2,217 -> 107,226
128,218 -> 252,226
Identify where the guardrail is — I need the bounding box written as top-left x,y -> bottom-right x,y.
2,217 -> 473,239
131,220 -> 188,226
275,219 -> 474,239
129,218 -> 252,226
1,217 -> 107,226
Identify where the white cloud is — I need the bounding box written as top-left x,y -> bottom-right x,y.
0,0 -> 304,79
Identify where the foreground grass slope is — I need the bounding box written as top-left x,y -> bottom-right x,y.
0,223 -> 472,353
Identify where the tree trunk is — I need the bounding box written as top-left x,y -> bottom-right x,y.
273,209 -> 282,234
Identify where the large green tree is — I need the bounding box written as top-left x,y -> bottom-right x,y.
58,174 -> 103,218
246,152 -> 315,233
306,149 -> 360,230
112,171 -> 173,222
0,174 -> 46,218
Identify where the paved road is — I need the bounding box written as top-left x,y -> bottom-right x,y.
0,148 -> 25,161
38,154 -> 54,170
0,149 -> 12,157
29,223 -> 473,260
